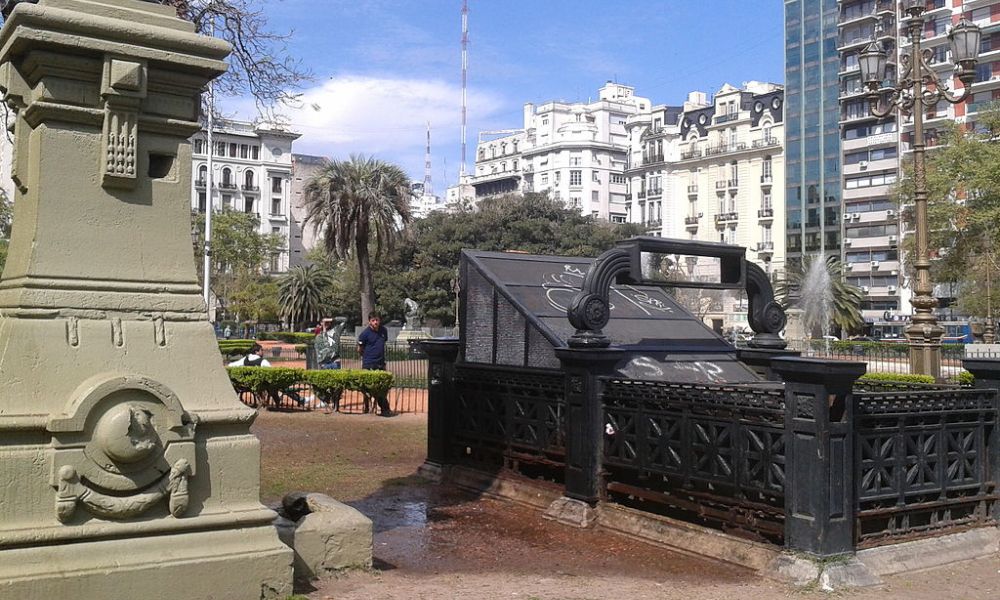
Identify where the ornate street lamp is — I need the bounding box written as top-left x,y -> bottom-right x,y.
859,6 -> 981,380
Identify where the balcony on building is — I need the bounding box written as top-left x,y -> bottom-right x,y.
714,112 -> 740,125
647,187 -> 663,198
685,214 -> 701,226
715,180 -> 728,193
727,178 -> 739,189
839,0 -> 894,28
680,149 -> 702,160
637,190 -> 647,199
687,184 -> 698,196
760,174 -> 773,188
644,154 -> 665,166
195,178 -> 207,188
645,219 -> 662,230
219,181 -> 238,191
242,184 -> 259,193
756,241 -> 774,256
758,207 -> 774,220
751,137 -> 780,149
714,212 -> 738,225
625,193 -> 632,201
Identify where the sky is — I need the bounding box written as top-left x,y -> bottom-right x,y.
225,0 -> 786,189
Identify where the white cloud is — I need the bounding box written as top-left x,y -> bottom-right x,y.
231,75 -> 509,179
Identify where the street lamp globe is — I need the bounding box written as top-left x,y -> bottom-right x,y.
859,42 -> 888,94
949,18 -> 982,86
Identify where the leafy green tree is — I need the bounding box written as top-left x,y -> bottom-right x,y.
303,155 -> 413,325
895,104 -> 1000,318
191,209 -> 283,318
278,264 -> 334,330
776,254 -> 864,336
228,274 -> 280,324
397,192 -> 645,326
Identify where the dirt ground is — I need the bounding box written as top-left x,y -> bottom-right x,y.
252,410 -> 1000,600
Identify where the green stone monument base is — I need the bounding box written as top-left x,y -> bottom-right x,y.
0,1 -> 292,596
0,526 -> 291,599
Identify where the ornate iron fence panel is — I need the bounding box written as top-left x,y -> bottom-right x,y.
451,365 -> 566,481
855,388 -> 1000,548
602,379 -> 787,543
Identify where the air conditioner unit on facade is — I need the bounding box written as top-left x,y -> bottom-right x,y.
845,239 -> 853,247
886,209 -> 896,217
889,235 -> 898,245
888,286 -> 897,293
859,160 -> 869,169
871,260 -> 880,269
891,270 -> 899,276
862,286 -> 870,293
852,213 -> 860,220
844,213 -> 852,221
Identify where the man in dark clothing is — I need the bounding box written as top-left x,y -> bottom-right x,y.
357,312 -> 394,416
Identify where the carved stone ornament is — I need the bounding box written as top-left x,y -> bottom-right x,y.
47,375 -> 198,523
100,56 -> 147,189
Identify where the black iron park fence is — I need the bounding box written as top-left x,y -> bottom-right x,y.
423,341 -> 1000,555
419,237 -> 1000,559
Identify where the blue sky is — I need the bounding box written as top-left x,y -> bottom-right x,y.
226,1 -> 785,188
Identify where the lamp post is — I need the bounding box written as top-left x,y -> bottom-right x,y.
858,2 -> 981,380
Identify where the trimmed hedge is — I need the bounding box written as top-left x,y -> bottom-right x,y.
257,331 -> 316,344
858,372 -> 936,385
218,339 -> 255,357
226,367 -> 394,406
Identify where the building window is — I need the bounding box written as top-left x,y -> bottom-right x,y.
251,146 -> 260,160
513,159 -> 518,170
540,173 -> 549,185
221,194 -> 231,210
228,143 -> 237,157
554,172 -> 561,185
271,177 -> 283,193
214,141 -> 225,156
197,192 -> 206,212
271,197 -> 282,215
221,167 -> 232,187
478,148 -> 485,160
570,196 -> 581,208
570,170 -> 582,186
592,170 -> 600,183
240,144 -> 249,158
193,139 -> 204,154
198,165 -> 207,184
763,156 -> 773,179
244,170 -> 255,189
500,161 -> 506,171
570,154 -> 582,166
591,190 -> 599,203
244,198 -> 254,213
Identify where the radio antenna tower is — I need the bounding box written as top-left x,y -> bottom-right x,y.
460,0 -> 469,178
423,121 -> 433,197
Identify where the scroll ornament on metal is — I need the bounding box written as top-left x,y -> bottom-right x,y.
745,261 -> 787,349
567,248 -> 630,348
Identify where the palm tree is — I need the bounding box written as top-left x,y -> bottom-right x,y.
278,264 -> 333,331
303,155 -> 413,324
776,255 -> 864,337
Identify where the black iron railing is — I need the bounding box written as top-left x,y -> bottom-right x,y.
451,364 -> 566,481
853,387 -> 999,548
602,379 -> 787,543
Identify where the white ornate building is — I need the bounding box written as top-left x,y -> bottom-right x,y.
190,119 -> 300,273
626,82 -> 786,333
472,82 -> 650,222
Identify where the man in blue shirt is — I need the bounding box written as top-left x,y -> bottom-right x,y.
358,312 -> 394,417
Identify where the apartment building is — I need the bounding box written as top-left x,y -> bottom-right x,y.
624,83 -> 785,333
289,153 -> 327,268
833,0 -> 1000,335
472,82 -> 650,221
191,119 -> 300,273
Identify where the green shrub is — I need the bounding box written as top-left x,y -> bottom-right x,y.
258,331 -> 316,344
953,370 -> 975,386
858,372 -> 936,384
294,344 -> 308,356
218,339 -> 255,357
226,367 -> 394,406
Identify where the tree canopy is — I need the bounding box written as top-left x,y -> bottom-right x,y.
895,104 -> 1000,318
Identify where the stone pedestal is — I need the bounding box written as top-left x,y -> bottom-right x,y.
0,1 -> 292,597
